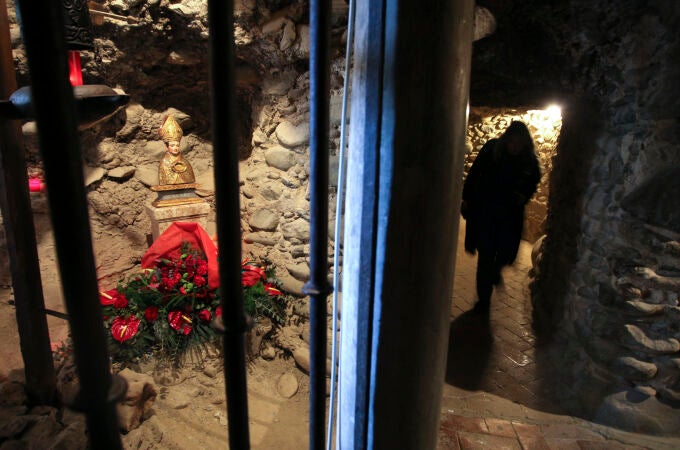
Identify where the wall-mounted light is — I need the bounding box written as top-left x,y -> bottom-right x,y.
545,104 -> 562,121
68,51 -> 83,86
28,177 -> 45,193
0,0 -> 129,129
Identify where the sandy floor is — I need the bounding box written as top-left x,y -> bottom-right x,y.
0,209 -> 314,449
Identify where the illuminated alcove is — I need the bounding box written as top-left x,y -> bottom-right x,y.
464,104 -> 562,242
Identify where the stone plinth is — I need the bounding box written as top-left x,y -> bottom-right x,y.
145,201 -> 210,241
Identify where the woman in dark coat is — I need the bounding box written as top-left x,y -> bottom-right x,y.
461,121 -> 541,313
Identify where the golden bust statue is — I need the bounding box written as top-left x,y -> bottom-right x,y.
158,115 -> 195,185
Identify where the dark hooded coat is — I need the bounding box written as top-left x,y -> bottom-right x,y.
462,139 -> 541,265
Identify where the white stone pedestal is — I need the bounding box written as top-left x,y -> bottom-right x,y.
145,201 -> 211,241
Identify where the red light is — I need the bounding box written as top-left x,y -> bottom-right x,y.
68,51 -> 83,86
28,178 -> 45,192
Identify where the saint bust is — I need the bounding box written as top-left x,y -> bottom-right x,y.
158,115 -> 195,185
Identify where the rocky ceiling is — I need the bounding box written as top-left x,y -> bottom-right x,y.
470,0 -> 570,107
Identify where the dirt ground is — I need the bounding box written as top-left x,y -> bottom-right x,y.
0,213 -> 315,449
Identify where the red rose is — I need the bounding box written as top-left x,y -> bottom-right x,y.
113,294 -> 128,309
194,275 -> 206,287
215,306 -> 222,318
179,286 -> 187,295
144,306 -> 159,322
241,271 -> 261,287
198,309 -> 211,322
196,263 -> 208,276
162,276 -> 177,290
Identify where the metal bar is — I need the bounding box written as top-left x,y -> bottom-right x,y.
304,0 -> 333,448
13,1 -> 122,448
0,0 -> 56,406
367,0 -> 474,447
206,1 -> 251,448
328,0 -> 357,447
338,0 -> 386,447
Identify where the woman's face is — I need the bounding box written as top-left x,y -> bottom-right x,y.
167,141 -> 181,156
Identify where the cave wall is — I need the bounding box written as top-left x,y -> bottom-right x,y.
3,0 -> 679,434
6,0 -> 348,287
465,106 -> 561,243
529,0 -> 680,433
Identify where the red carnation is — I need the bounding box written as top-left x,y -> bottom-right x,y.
196,263 -> 208,276
198,309 -> 211,322
162,276 -> 177,290
144,306 -> 159,322
194,275 -> 206,287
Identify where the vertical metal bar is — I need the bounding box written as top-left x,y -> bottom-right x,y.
206,1 -> 251,448
338,0 -> 385,447
13,2 -> 122,448
305,0 -> 333,449
0,0 -> 56,406
367,0 -> 474,448
328,0 -> 357,447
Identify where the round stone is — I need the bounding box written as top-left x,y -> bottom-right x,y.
249,209 -> 280,231
275,121 -> 309,148
264,146 -> 295,171
276,373 -> 299,399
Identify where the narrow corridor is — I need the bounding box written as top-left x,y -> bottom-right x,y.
437,220 -> 679,449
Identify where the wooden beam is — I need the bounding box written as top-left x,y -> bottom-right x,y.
0,0 -> 57,405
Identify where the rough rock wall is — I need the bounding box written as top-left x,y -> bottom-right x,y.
532,0 -> 680,433
240,60 -> 346,294
464,107 -> 561,243
7,0 -> 348,284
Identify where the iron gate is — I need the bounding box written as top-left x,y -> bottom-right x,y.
1,0 -> 333,448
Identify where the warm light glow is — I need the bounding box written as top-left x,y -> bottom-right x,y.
28,178 -> 45,193
526,105 -> 563,139
545,104 -> 562,121
68,51 -> 83,86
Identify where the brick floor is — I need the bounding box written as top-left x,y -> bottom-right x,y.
437,221 -> 680,450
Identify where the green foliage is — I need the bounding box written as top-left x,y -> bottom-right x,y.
99,246 -> 290,366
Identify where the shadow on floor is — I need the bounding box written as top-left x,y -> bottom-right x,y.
445,310 -> 493,390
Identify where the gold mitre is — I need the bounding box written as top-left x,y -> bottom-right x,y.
159,115 -> 183,142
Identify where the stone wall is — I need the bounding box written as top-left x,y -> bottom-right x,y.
6,0 -> 348,286
240,61 -> 346,294
465,107 -> 561,243
531,0 -> 680,433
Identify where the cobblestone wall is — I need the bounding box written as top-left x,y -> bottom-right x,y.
531,1 -> 680,433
